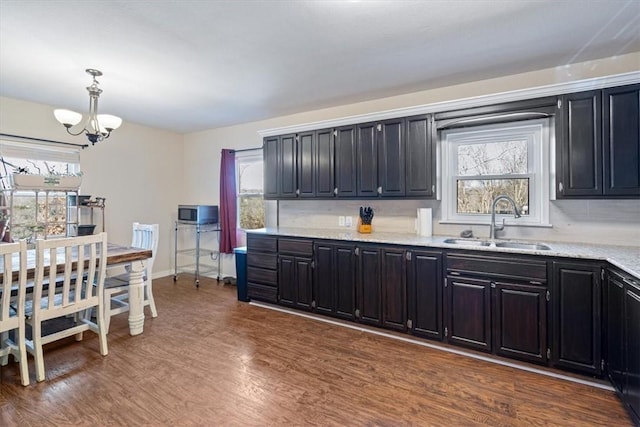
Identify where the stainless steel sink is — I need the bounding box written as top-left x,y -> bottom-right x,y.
443,238 -> 551,251
443,238 -> 491,246
493,241 -> 551,250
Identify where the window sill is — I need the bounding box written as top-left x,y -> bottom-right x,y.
439,220 -> 553,228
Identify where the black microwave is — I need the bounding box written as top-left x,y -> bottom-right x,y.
178,205 -> 219,224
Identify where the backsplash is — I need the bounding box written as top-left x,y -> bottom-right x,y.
273,199 -> 640,246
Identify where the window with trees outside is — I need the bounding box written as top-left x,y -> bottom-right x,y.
235,150 -> 265,230
0,139 -> 81,242
440,119 -> 550,226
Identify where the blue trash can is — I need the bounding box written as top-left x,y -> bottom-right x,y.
233,247 -> 248,301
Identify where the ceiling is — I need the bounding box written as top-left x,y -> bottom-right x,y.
0,1 -> 638,134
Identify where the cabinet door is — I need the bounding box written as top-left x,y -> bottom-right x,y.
625,282 -> 640,423
335,245 -> 356,320
378,118 -> 405,197
297,131 -> 315,198
551,262 -> 602,375
279,134 -> 297,198
263,136 -> 279,199
381,248 -> 406,331
446,276 -> 492,352
493,282 -> 547,364
408,250 -> 442,340
313,243 -> 335,315
556,90 -> 603,197
278,255 -> 296,306
315,128 -> 335,198
295,257 -> 313,310
405,115 -> 434,198
607,272 -> 626,393
357,122 -> 379,197
603,84 -> 640,197
335,125 -> 357,197
357,246 -> 381,326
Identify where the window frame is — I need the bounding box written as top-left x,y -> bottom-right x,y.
235,150 -> 265,231
440,119 -> 551,227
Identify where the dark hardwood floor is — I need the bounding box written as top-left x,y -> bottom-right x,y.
0,275 -> 632,426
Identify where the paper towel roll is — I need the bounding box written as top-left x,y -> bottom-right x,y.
417,208 -> 432,237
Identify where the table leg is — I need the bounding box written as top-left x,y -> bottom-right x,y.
128,260 -> 146,336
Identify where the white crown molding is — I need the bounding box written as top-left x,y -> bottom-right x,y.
258,71 -> 640,137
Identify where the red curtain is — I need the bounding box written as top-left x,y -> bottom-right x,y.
219,149 -> 237,253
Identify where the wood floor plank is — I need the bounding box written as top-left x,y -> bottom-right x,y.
0,275 -> 632,426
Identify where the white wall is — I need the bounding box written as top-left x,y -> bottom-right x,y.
1,52 -> 638,280
184,52 -> 640,265
0,96 -> 184,276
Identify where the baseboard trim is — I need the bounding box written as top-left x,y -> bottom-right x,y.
249,301 -> 614,392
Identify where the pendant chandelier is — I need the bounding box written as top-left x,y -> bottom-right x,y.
54,68 -> 122,145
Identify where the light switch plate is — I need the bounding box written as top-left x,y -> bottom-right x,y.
345,216 -> 353,227
338,216 -> 345,226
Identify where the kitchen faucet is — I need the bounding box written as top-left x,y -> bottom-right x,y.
489,195 -> 521,240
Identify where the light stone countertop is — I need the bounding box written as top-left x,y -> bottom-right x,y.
247,227 -> 640,279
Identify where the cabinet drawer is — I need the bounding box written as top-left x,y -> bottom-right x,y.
247,235 -> 277,252
247,253 -> 277,270
447,253 -> 547,283
278,238 -> 313,256
247,266 -> 277,285
247,282 -> 277,303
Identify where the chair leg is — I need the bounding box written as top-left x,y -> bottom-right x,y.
145,281 -> 158,318
17,323 -> 29,386
32,321 -> 46,382
0,331 -> 8,366
96,303 -> 109,356
104,293 -> 112,334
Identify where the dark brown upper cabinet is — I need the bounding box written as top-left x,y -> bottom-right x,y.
335,125 -> 358,197
314,128 -> 335,198
263,135 -> 280,199
405,115 -> 435,197
356,122 -> 379,197
296,131 -> 315,198
263,134 -> 297,200
556,84 -> 639,198
603,84 -> 640,197
378,118 -> 405,197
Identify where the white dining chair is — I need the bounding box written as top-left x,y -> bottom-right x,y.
104,223 -> 158,333
0,240 -> 29,386
25,233 -> 109,382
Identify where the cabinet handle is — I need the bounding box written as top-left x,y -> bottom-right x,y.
355,309 -> 360,318
296,189 -> 300,196
377,186 -> 382,195
377,124 -> 382,131
449,271 -> 460,276
558,182 -> 564,193
354,247 -> 360,256
491,282 -> 496,288
333,187 -> 338,195
407,319 -> 413,329
529,281 -> 543,285
546,290 -> 550,301
406,251 -> 412,261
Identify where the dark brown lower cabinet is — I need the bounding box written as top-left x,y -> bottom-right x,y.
551,261 -> 602,375
380,248 -> 407,331
493,282 -> 547,364
606,268 -> 640,424
313,242 -> 356,320
357,246 -> 382,326
407,250 -> 443,340
625,281 -> 640,423
278,255 -> 313,310
607,270 -> 626,393
446,276 -> 492,352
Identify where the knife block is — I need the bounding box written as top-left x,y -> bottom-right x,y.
358,219 -> 372,234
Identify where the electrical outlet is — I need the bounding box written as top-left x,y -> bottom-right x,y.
338,216 -> 345,226
345,216 -> 353,227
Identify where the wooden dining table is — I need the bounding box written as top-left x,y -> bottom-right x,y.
0,242 -> 153,336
